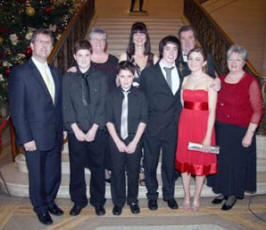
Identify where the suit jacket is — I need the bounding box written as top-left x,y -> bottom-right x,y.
8,59 -> 63,151
176,52 -> 216,78
106,87 -> 148,139
63,68 -> 108,132
140,62 -> 184,136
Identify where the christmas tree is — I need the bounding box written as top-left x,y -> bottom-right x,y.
0,0 -> 75,103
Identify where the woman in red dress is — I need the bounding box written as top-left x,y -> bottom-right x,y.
175,47 -> 217,211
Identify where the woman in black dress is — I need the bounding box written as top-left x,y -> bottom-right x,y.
119,22 -> 158,185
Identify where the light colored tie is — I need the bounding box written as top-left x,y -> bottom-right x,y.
41,64 -> 55,103
163,66 -> 174,91
120,91 -> 129,140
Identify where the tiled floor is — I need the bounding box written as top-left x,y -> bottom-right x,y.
0,190 -> 266,230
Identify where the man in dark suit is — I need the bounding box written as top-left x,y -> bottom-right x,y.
140,36 -> 183,210
177,25 -> 216,78
8,28 -> 63,225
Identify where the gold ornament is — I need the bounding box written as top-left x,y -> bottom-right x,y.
0,36 -> 4,45
26,6 -> 35,16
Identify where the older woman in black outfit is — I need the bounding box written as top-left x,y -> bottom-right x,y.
208,45 -> 263,210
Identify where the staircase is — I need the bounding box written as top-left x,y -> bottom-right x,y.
93,17 -> 183,57
1,16 -> 266,199
202,0 -> 266,75
201,0 -> 237,13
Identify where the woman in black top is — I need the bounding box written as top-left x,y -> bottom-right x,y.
88,27 -> 118,92
87,27 -> 119,182
119,22 -> 158,185
119,22 -> 158,88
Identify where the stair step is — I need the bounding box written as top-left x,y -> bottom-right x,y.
96,18 -> 182,22
2,162 -> 266,198
93,17 -> 183,56
15,154 -> 167,175
16,133 -> 266,175
202,0 -> 237,13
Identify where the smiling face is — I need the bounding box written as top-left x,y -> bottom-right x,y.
74,49 -> 91,72
89,32 -> 106,53
133,31 -> 147,47
162,42 -> 178,66
30,33 -> 53,62
187,51 -> 206,72
180,30 -> 196,55
227,52 -> 245,74
117,69 -> 134,91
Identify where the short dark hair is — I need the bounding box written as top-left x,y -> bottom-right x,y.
188,47 -> 207,61
31,28 -> 54,44
178,25 -> 198,39
159,35 -> 181,59
117,61 -> 136,76
73,40 -> 92,54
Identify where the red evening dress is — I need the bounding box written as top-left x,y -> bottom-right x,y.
175,89 -> 217,176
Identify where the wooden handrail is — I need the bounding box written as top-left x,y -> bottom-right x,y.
183,0 -> 266,134
48,0 -> 95,71
184,0 -> 264,78
9,0 -> 95,161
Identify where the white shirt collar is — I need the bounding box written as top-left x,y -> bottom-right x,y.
159,59 -> 176,70
182,51 -> 188,62
31,56 -> 48,68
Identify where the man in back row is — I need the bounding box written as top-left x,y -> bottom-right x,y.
177,25 -> 216,78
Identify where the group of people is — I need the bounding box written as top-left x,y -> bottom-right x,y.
8,22 -> 263,226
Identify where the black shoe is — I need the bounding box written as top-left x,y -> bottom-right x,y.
112,205 -> 122,216
129,203 -> 140,214
37,212 -> 53,225
221,196 -> 237,211
69,204 -> 85,216
212,195 -> 226,204
48,204 -> 64,216
148,199 -> 158,210
95,205 -> 105,216
167,199 -> 178,209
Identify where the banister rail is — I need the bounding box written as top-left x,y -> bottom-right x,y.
48,0 -> 95,72
9,0 -> 95,161
183,0 -> 266,134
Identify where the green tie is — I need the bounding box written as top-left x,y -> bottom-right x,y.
41,64 -> 55,103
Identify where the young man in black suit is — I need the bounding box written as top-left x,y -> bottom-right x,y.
140,36 -> 183,211
63,40 -> 107,217
106,61 -> 147,216
8,28 -> 64,225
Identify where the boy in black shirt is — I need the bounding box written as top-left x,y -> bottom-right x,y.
106,61 -> 148,215
63,40 -> 107,216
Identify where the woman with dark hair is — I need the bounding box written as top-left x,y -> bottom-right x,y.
119,22 -> 158,88
119,22 -> 158,186
208,45 -> 263,211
